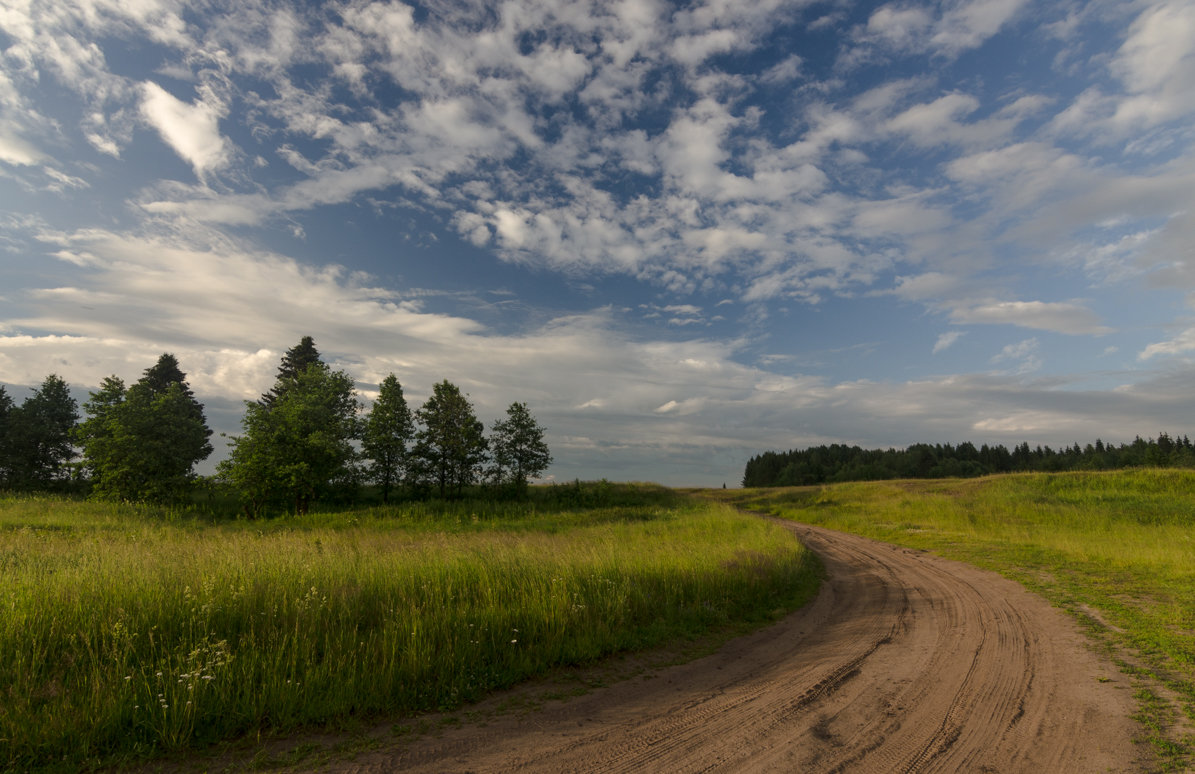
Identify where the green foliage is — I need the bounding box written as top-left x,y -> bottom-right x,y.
0,385 -> 14,485
0,490 -> 818,771
489,401 -> 552,494
220,363 -> 361,515
1,374 -> 79,490
76,355 -> 213,504
412,380 -> 487,498
362,374 -> 414,503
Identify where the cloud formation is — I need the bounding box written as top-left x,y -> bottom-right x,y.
2,0 -> 1195,483
139,83 -> 230,177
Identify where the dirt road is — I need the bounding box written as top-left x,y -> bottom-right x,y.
335,520 -> 1146,772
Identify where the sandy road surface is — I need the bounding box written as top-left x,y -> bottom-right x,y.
335,520 -> 1146,773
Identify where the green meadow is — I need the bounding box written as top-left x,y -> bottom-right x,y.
719,469 -> 1195,769
0,484 -> 819,772
8,471 -> 1195,772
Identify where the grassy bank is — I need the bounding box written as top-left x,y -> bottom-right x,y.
0,484 -> 819,772
720,469 -> 1195,769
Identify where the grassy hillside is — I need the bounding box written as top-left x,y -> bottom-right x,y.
0,484 -> 819,772
719,469 -> 1195,770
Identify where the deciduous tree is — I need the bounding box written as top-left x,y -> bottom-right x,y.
362,374 -> 414,503
412,380 -> 487,498
0,385 -> 14,486
489,401 -> 551,495
5,374 -> 79,489
221,362 -> 361,515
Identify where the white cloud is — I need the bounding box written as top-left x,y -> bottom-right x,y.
933,330 -> 965,353
1108,0 -> 1195,130
851,194 -> 952,237
886,92 -> 1022,148
972,410 -> 1064,434
44,0 -> 1146,326
850,0 -> 1028,61
930,0 -> 1030,55
1140,327 -> 1195,360
0,131 -> 43,166
946,142 -> 1080,188
671,29 -> 738,66
991,337 -> 1041,374
761,54 -> 802,84
6,0 -> 1195,485
893,272 -> 962,301
1046,1 -> 1195,142
4,224 -> 1192,483
139,82 -> 230,177
951,300 -> 1113,335
866,5 -> 933,49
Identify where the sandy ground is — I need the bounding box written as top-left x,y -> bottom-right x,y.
308,519 -> 1148,773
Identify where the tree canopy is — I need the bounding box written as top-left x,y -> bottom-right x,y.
361,373 -> 414,503
743,434 -> 1195,487
76,355 -> 213,503
4,336 -> 554,508
220,361 -> 361,515
412,380 -> 487,498
489,401 -> 552,494
0,385 -> 15,486
260,335 -> 322,409
2,374 -> 78,489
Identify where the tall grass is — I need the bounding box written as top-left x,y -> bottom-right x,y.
722,469 -> 1195,769
0,485 -> 818,771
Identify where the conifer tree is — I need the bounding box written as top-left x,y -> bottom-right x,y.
139,353 -> 188,394
76,355 -> 213,503
260,335 -> 322,408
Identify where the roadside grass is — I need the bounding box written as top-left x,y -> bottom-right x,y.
718,469 -> 1195,770
0,483 -> 819,772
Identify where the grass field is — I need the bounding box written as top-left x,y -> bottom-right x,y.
718,469 -> 1195,770
0,483 -> 820,772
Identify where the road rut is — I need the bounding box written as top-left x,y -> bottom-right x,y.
334,519 -> 1145,772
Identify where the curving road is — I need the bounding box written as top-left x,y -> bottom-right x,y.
337,519 -> 1146,772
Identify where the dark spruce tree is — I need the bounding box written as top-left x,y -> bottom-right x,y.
75,355 -> 213,504
260,335 -> 322,409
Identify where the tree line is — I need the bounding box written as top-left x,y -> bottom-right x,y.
0,337 -> 551,513
743,435 -> 1195,487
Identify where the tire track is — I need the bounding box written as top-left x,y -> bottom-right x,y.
331,519 -> 1145,773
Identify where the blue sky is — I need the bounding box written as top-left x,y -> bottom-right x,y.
2,0 -> 1194,486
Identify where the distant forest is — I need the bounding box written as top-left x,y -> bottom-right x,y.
742,434 -> 1195,487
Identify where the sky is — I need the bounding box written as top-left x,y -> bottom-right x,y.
2,0 -> 1194,486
